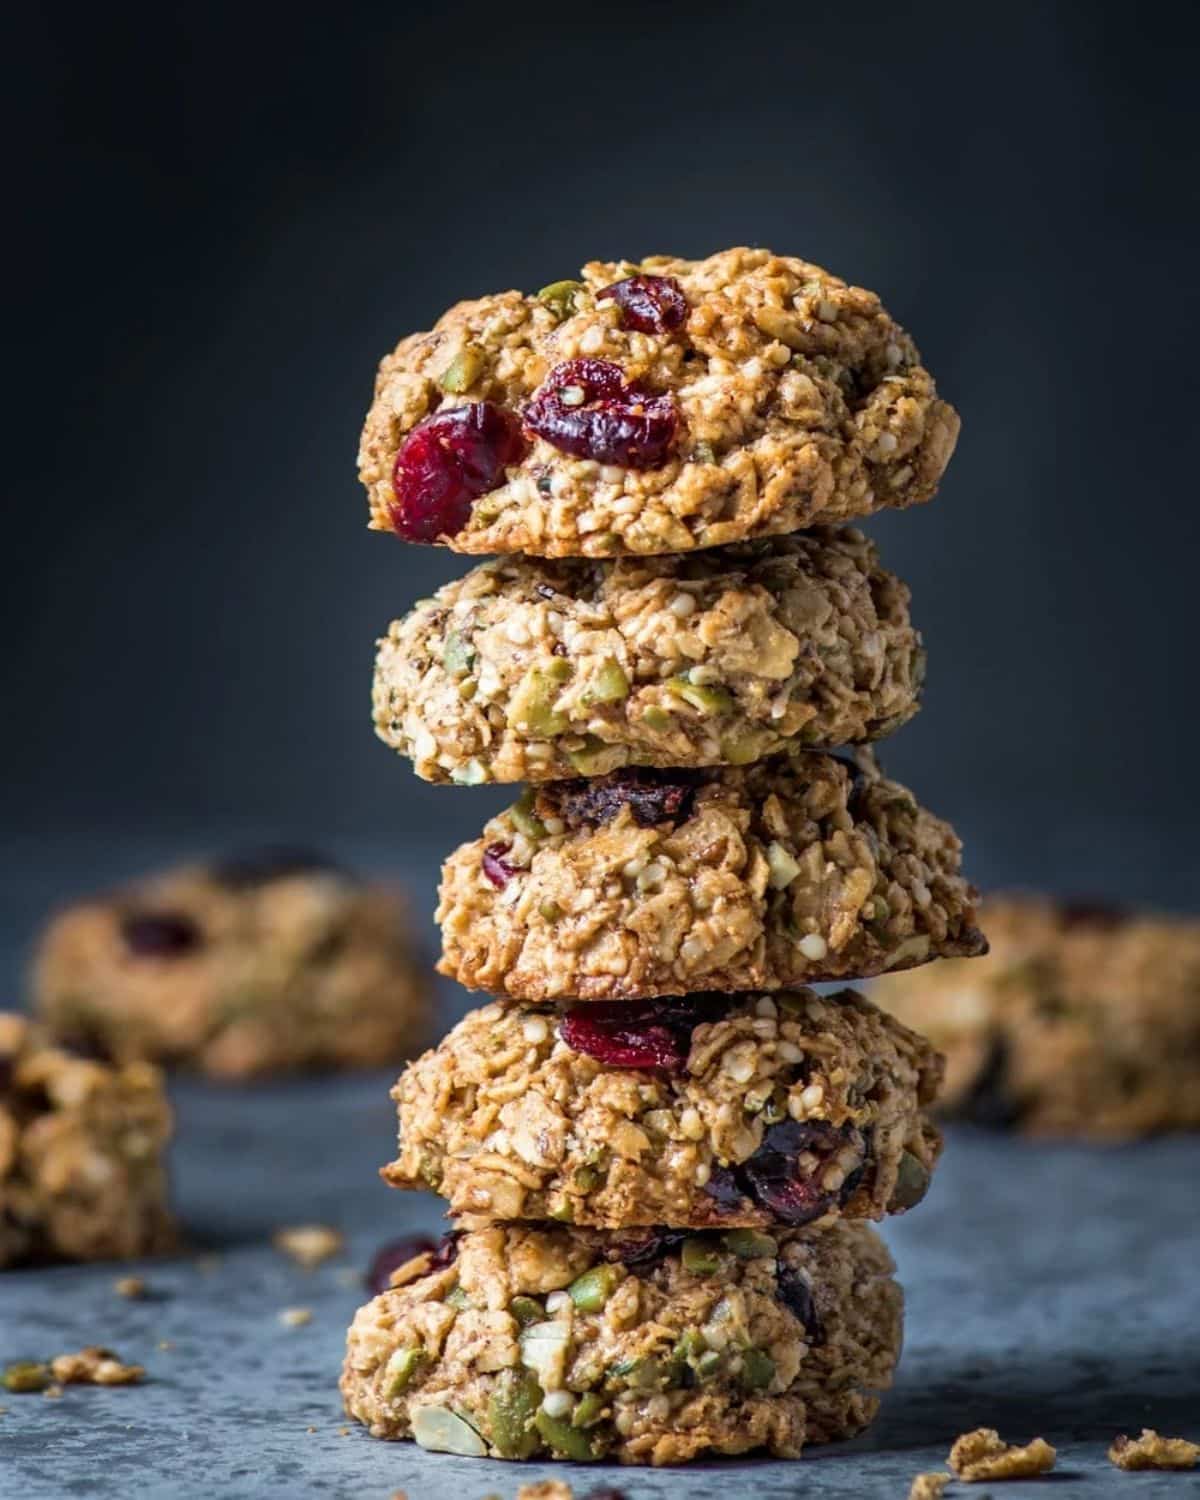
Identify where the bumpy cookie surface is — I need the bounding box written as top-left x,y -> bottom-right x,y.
375,528 -> 923,784
341,1220 -> 901,1465
35,850 -> 430,1080
360,247 -> 959,557
385,988 -> 941,1229
437,752 -> 984,1001
875,895 -> 1200,1137
0,1013 -> 174,1267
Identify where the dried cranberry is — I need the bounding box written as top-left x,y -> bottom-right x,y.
776,1265 -> 824,1345
523,359 -> 679,468
390,402 -> 526,542
605,1229 -> 688,1271
560,994 -> 730,1072
544,768 -> 700,831
121,911 -> 202,958
580,1488 -> 631,1500
741,1120 -> 863,1226
959,1035 -> 1021,1128
1059,899 -> 1127,931
597,274 -> 688,333
702,1166 -> 750,1215
481,842 -> 518,889
211,847 -> 345,889
365,1232 -> 459,1295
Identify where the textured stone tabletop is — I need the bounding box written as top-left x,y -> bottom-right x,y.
2,1067 -> 1198,1500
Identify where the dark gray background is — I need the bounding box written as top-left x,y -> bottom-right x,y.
7,0 -> 1199,926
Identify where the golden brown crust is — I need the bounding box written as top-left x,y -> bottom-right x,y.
360,247 -> 959,557
384,989 -> 942,1229
374,528 -> 923,784
0,1012 -> 175,1267
875,895 -> 1200,1137
340,1220 -> 901,1465
34,858 -> 430,1080
436,751 -> 984,1001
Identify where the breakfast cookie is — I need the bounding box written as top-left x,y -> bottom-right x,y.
374,528 -> 923,784
0,1013 -> 174,1268
341,1219 -> 901,1465
874,895 -> 1200,1137
359,247 -> 959,557
437,752 -> 984,1001
34,849 -> 430,1080
384,988 -> 942,1230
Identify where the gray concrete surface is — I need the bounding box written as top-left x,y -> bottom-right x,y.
2,1074 -> 1197,1500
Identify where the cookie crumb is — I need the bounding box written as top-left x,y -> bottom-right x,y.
305,1426 -> 317,1434
1109,1429 -> 1199,1471
909,1474 -> 950,1499
338,1425 -> 350,1437
2,1362 -> 51,1394
114,1276 -> 146,1299
272,1223 -> 345,1269
517,1486 -> 574,1500
949,1427 -> 1056,1482
42,1383 -> 64,1400
157,1340 -> 174,1351
279,1306 -> 312,1328
50,1347 -> 144,1386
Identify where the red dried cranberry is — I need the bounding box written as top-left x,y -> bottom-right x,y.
776,1265 -> 824,1345
211,847 -> 347,889
560,995 -> 729,1072
523,359 -> 679,468
546,768 -> 700,830
605,1229 -> 687,1271
390,402 -> 526,542
121,911 -> 202,958
597,274 -> 688,333
481,842 -> 518,889
365,1232 -> 459,1295
741,1120 -> 863,1226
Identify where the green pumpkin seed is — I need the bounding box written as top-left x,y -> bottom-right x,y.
411,1405 -> 486,1456
438,343 -> 486,394
667,676 -> 733,717
536,280 -> 584,320
889,1150 -> 930,1211
585,658 -> 630,705
567,1263 -> 622,1313
534,1407 -> 598,1460
722,1229 -> 778,1259
486,1367 -> 542,1458
510,790 -> 547,840
385,1345 -> 427,1396
737,1347 -> 776,1391
444,1285 -> 471,1310
681,1237 -> 722,1275
442,630 -> 475,678
571,1390 -> 606,1428
509,1296 -> 545,1328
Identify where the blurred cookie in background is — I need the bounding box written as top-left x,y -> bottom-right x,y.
33,849 -> 431,1081
874,894 -> 1200,1138
1,1012 -> 175,1267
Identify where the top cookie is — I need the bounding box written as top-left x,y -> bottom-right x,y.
360,247 -> 960,557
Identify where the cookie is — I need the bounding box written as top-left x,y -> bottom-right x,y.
359,247 -> 959,557
374,528 -> 923,785
384,988 -> 942,1230
340,1219 -> 901,1465
0,1013 -> 174,1268
874,895 -> 1200,1137
436,752 -> 984,1001
34,848 -> 430,1080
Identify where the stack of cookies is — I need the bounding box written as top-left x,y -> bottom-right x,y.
340,248 -> 985,1467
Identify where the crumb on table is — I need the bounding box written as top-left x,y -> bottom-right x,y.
1109,1429 -> 1200,1471
909,1473 -> 950,1499
949,1426 -> 1056,1481
272,1223 -> 345,1269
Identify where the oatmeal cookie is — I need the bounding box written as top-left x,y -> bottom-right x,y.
437,752 -> 984,1001
359,247 -> 959,557
1108,1429 -> 1199,1470
374,529 -> 923,785
0,1013 -> 174,1268
384,988 -> 942,1230
34,849 -> 430,1080
875,895 -> 1200,1137
340,1220 -> 901,1465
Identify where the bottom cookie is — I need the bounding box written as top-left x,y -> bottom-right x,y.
341,1220 -> 901,1466
1,1013 -> 175,1267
